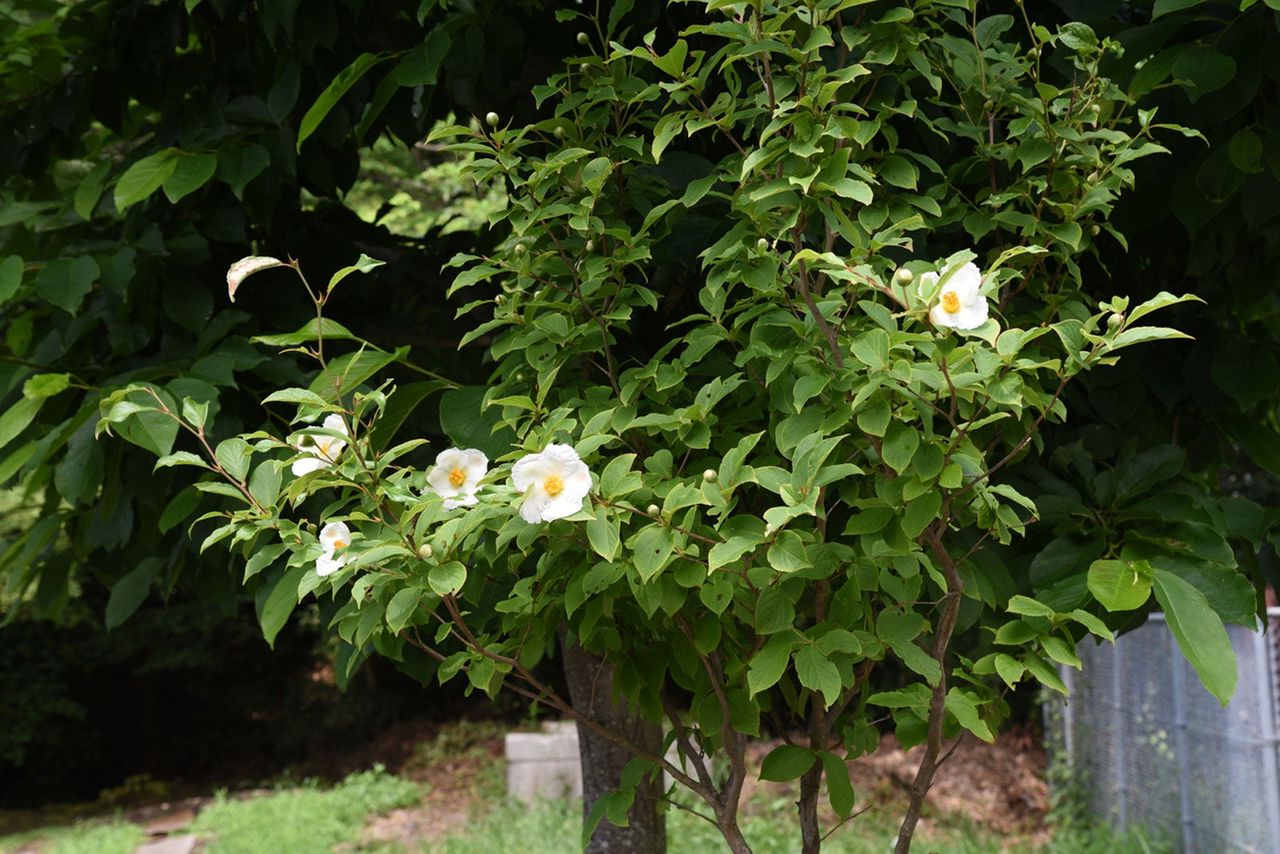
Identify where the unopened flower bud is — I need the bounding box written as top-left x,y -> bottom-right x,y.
894,268 -> 913,285
983,99 -> 994,112
579,63 -> 590,76
646,504 -> 661,516
417,543 -> 434,559
702,469 -> 717,483
585,239 -> 595,253
514,243 -> 528,256
1087,170 -> 1100,184
515,372 -> 525,382
485,111 -> 500,127
576,32 -> 590,45
495,294 -> 506,306
554,126 -> 565,139
1107,312 -> 1123,328
757,238 -> 769,251
1090,224 -> 1101,236
1028,47 -> 1039,60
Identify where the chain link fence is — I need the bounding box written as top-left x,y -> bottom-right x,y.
1046,610 -> 1280,852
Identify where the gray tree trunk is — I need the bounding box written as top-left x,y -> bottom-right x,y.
561,635 -> 667,854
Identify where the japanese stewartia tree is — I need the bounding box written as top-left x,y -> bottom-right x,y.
95,1 -> 1259,851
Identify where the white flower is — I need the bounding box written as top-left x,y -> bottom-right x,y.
316,520 -> 351,577
926,261 -> 989,331
291,414 -> 348,477
426,447 -> 489,510
511,444 -> 592,523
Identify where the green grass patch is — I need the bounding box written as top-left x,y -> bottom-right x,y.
188,766 -> 421,854
0,819 -> 144,854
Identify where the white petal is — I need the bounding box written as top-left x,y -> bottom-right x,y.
322,414 -> 348,436
929,303 -> 958,329
292,457 -> 327,477
319,521 -> 351,552
920,272 -> 939,291
540,443 -> 582,466
460,449 -> 489,480
947,262 -> 982,300
316,554 -> 345,577
561,464 -> 592,500
951,299 -> 989,330
442,498 -> 464,511
520,490 -> 552,523
512,453 -> 549,491
541,492 -> 585,521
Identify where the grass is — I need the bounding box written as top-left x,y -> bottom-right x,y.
187,766 -> 421,854
0,819 -> 143,854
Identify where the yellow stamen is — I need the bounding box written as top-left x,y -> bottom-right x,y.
332,539 -> 347,550
543,474 -> 564,497
448,467 -> 466,487
941,291 -> 961,314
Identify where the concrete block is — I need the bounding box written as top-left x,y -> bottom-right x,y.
506,726 -> 583,804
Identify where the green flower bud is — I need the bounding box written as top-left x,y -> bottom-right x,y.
514,243 -> 528,256
585,239 -> 595,253
757,238 -> 769,251
646,504 -> 661,516
576,32 -> 590,45
554,126 -> 565,139
702,469 -> 717,483
495,294 -> 506,306
485,111 -> 500,127
579,63 -> 590,76
1107,312 -> 1123,329
1090,224 -> 1101,236
417,543 -> 434,559
894,268 -> 914,285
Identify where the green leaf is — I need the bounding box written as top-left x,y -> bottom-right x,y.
428,561 -> 467,596
162,152 -> 218,203
794,644 -> 842,707
1087,559 -> 1152,611
327,253 -> 386,292
105,558 -> 162,630
944,689 -> 994,742
217,144 -> 270,198
759,744 -> 816,782
993,653 -> 1024,688
298,52 -> 390,150
1006,595 -> 1055,617
747,634 -> 795,696
439,386 -> 517,459
880,421 -> 919,474
158,486 -> 201,534
23,373 -> 70,399
755,587 -> 795,634
586,509 -> 621,562
114,149 -> 178,209
215,437 -> 252,481
1172,46 -> 1237,103
74,162 -> 111,220
633,525 -> 675,581
819,751 -> 856,818
35,256 -> 99,314
259,566 -> 305,648
766,531 -> 811,573
386,586 -> 424,633
1152,568 -> 1237,705
1152,0 -> 1203,16
252,318 -> 361,347
0,397 -> 43,453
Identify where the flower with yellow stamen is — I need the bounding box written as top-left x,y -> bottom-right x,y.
426,447 -> 489,510
316,520 -> 351,577
511,444 -> 592,523
925,261 -> 989,331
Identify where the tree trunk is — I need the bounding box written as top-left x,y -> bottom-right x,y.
561,634 -> 667,854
